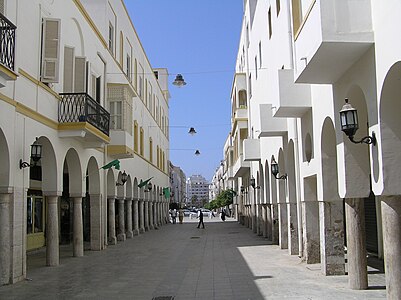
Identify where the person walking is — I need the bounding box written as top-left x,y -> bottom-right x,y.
221,209 -> 226,221
178,209 -> 184,224
197,210 -> 205,229
171,209 -> 177,224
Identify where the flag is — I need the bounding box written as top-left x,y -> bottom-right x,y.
101,159 -> 120,170
138,177 -> 153,188
163,187 -> 170,199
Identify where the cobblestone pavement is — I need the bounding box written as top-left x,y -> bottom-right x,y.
0,217 -> 386,299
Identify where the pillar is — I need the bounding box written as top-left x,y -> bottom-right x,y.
302,201 -> 320,264
380,196 -> 401,299
0,192 -> 11,285
345,198 -> 367,289
144,200 -> 149,231
149,201 -> 154,230
287,202 -> 299,255
126,199 -> 133,238
46,195 -> 59,266
262,205 -> 267,238
133,199 -> 139,235
72,197 -> 84,257
107,198 -> 117,245
271,204 -> 279,244
257,204 -> 263,236
90,194 -> 102,250
278,202 -> 288,249
139,199 -> 145,233
319,200 -> 345,275
117,199 -> 126,241
266,204 -> 272,240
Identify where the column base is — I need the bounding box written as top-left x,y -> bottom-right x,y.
139,227 -> 145,233
108,236 -> 117,245
126,231 -> 134,238
145,226 -> 149,231
133,229 -> 140,236
117,233 -> 126,241
149,225 -> 154,230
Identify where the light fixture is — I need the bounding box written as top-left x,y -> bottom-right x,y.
20,137 -> 42,169
240,186 -> 247,194
250,177 -> 260,189
271,156 -> 287,180
145,181 -> 153,193
194,150 -> 201,156
188,127 -> 197,135
339,98 -> 376,145
116,170 -> 128,186
172,74 -> 187,87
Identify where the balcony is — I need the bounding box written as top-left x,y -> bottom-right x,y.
0,13 -> 17,88
58,93 -> 110,146
258,104 -> 287,138
225,166 -> 234,181
233,154 -> 250,178
243,139 -> 260,162
273,69 -> 311,118
294,0 -> 374,84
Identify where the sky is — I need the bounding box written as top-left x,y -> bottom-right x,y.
126,1 -> 243,181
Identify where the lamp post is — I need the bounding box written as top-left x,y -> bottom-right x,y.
271,156 -> 287,180
20,137 -> 42,169
172,74 -> 187,87
116,170 -> 128,186
339,98 -> 376,145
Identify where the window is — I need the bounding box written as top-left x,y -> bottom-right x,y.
134,121 -> 138,152
268,7 -> 272,39
140,127 -> 144,156
126,54 -> 131,80
41,18 -> 61,83
292,0 -> 302,35
110,101 -> 122,129
74,57 -> 86,93
27,196 -> 44,234
108,22 -> 114,54
246,24 -> 250,48
63,46 -> 74,92
154,71 -> 159,79
149,138 -> 153,162
259,41 -> 262,67
255,56 -> 258,79
248,74 -> 252,98
134,59 -> 138,90
276,0 -> 281,16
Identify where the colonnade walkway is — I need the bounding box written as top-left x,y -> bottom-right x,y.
0,217 -> 386,299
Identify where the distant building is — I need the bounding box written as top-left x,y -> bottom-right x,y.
186,175 -> 209,207
169,161 -> 187,207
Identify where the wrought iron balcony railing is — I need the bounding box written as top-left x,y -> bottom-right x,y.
59,93 -> 110,136
0,13 -> 16,71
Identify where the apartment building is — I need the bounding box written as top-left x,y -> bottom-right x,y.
218,0 -> 401,298
0,0 -> 171,285
186,175 -> 209,208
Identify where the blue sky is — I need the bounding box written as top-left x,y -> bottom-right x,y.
126,1 -> 243,181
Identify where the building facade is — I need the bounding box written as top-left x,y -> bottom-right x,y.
169,162 -> 187,207
0,0 -> 171,286
186,175 -> 210,208
218,0 -> 401,298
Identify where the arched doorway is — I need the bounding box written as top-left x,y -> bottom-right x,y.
86,157 -> 101,250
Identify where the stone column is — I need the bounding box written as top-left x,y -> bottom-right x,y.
262,205 -> 267,238
117,199 -> 126,241
154,201 -> 159,227
133,198 -> 139,235
287,202 -> 299,255
257,204 -> 263,236
380,196 -> 401,299
319,200 -> 345,275
0,192 -> 11,285
266,204 -> 272,240
149,201 -> 154,230
302,201 -> 320,264
278,203 -> 288,249
90,194 -> 102,251
345,198 -> 367,289
126,199 -> 133,238
73,197 -> 84,257
271,204 -> 279,244
139,199 -> 145,233
144,200 -> 149,231
107,198 -> 117,245
46,195 -> 59,266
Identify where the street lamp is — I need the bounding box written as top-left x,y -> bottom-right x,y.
188,127 -> 197,135
20,137 -> 42,169
172,74 -> 187,87
271,156 -> 287,180
116,170 -> 128,186
250,177 -> 260,189
339,98 -> 376,145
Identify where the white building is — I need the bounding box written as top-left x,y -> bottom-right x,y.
169,162 -> 187,207
218,0 -> 401,298
0,0 -> 171,285
186,175 -> 209,208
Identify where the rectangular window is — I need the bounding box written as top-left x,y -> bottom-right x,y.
246,24 -> 250,48
108,22 -> 114,54
255,56 -> 258,79
268,7 -> 272,39
110,101 -> 122,129
276,0 -> 281,16
126,54 -> 131,80
259,41 -> 262,67
292,0 -> 302,35
149,138 -> 153,162
134,121 -> 138,152
63,46 -> 74,92
41,18 -> 61,83
140,127 -> 144,156
248,74 -> 252,98
74,57 -> 86,93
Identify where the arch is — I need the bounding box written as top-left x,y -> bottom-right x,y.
0,128 -> 10,187
126,175 -> 132,199
116,171 -> 125,199
70,18 -> 85,56
37,136 -> 58,193
107,169 -> 116,198
343,85 -> 371,197
86,156 -> 100,195
278,149 -> 286,204
133,177 -> 138,198
321,117 -> 340,201
379,61 -> 401,194
63,148 -> 82,196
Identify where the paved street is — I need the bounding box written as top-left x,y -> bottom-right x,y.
0,217 -> 386,299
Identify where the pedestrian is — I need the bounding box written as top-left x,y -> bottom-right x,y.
197,210 -> 205,229
171,209 -> 177,224
178,209 -> 184,224
221,209 -> 226,221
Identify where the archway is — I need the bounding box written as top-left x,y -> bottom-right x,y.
86,157 -> 101,250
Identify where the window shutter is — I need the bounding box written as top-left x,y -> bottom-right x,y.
63,47 -> 74,93
74,57 -> 86,93
41,18 -> 61,83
